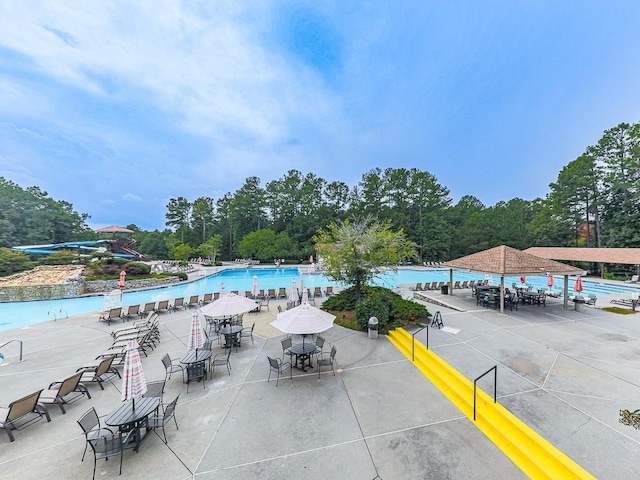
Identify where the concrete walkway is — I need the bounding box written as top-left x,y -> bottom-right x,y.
0,291 -> 639,479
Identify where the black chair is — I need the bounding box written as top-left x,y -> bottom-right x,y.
143,380 -> 166,408
240,322 -> 255,345
313,336 -> 326,356
212,348 -> 232,375
186,362 -> 206,393
161,353 -> 185,383
148,395 -> 180,444
317,345 -> 337,379
77,407 -> 116,461
267,356 -> 291,386
78,408 -> 129,479
281,337 -> 294,363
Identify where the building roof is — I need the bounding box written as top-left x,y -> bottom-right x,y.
95,225 -> 134,233
524,247 -> 640,265
443,245 -> 583,276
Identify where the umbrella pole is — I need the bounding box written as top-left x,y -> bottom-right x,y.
132,397 -> 135,411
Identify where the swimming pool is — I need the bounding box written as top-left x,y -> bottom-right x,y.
1,267 -> 638,332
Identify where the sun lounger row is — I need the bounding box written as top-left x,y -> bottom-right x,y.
411,280 -> 487,292
422,261 -> 444,267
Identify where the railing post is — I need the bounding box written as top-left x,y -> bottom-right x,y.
473,365 -> 497,421
411,318 -> 431,361
0,339 -> 23,362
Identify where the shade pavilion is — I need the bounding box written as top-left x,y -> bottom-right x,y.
442,245 -> 584,312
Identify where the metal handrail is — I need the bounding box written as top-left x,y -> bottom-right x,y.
411,318 -> 430,360
0,339 -> 23,362
473,365 -> 497,421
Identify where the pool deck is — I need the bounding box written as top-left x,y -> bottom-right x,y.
1,287 -> 640,479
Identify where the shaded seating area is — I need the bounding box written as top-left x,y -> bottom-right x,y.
0,389 -> 51,442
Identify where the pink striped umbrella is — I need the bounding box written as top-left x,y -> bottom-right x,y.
289,278 -> 298,303
121,339 -> 147,409
200,292 -> 258,317
188,311 -> 204,351
220,283 -> 226,295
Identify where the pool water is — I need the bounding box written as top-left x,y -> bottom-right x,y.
0,267 -> 637,332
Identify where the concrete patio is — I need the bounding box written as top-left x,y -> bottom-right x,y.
1,290 -> 639,479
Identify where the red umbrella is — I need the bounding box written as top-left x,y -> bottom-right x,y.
574,276 -> 584,293
547,275 -> 554,288
119,271 -> 126,289
520,276 -> 526,284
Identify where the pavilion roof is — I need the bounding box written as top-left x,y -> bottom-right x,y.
95,225 -> 133,233
443,245 -> 583,276
524,247 -> 640,265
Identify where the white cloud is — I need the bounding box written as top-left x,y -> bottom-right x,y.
122,193 -> 142,202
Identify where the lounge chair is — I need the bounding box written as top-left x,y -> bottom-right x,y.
201,293 -> 213,304
99,307 -> 123,326
121,304 -> 140,321
0,389 -> 50,442
410,283 -> 423,291
325,286 -> 334,296
186,295 -> 200,308
625,275 -> 639,283
77,355 -> 120,390
460,281 -> 469,289
170,297 -> 185,311
277,287 -> 287,299
139,302 -> 156,318
268,289 -> 277,299
40,371 -> 91,414
314,287 -> 323,297
586,294 -> 597,306
155,300 -> 170,314
453,281 -> 461,289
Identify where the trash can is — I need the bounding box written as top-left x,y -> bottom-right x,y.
441,284 -> 449,295
368,317 -> 379,339
574,296 -> 585,312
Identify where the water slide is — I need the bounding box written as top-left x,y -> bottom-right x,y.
11,240 -> 134,259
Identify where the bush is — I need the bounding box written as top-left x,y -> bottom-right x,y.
173,272 -> 188,281
123,262 -> 151,276
0,248 -> 34,276
323,286 -> 429,334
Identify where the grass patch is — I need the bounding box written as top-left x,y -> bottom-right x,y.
333,311 -> 359,330
602,307 -> 638,315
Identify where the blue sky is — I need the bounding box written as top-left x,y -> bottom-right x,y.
1,1 -> 640,231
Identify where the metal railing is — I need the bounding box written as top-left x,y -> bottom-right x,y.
0,339 -> 23,362
473,365 -> 497,421
411,318 -> 430,360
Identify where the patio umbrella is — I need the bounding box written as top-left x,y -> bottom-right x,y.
271,302 -> 336,344
301,283 -> 309,304
119,270 -> 126,289
574,276 -> 584,293
520,276 -> 526,284
547,275 -> 554,290
199,292 -> 258,317
220,283 -> 226,295
121,339 -> 147,410
188,311 -> 204,352
289,278 -> 298,303
251,275 -> 259,298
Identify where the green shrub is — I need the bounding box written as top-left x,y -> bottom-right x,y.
173,272 -> 188,281
0,248 -> 34,276
323,285 -> 429,333
355,296 -> 390,330
124,262 -> 151,275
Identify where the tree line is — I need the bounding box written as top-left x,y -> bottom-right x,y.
1,121 -> 639,268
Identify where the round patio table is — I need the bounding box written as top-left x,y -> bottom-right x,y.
219,325 -> 242,349
289,342 -> 316,372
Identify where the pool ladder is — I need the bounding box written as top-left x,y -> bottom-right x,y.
48,309 -> 68,321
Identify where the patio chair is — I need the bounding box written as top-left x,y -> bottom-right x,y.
77,355 -> 119,390
201,293 -> 213,305
240,322 -> 255,345
281,337 -> 294,363
258,296 -> 270,311
313,335 -> 326,357
586,294 -> 597,306
314,287 -> 323,297
625,275 -> 639,283
317,345 -> 337,379
143,380 -> 166,407
155,300 -> 170,314
161,353 -> 185,383
139,302 -> 156,318
170,297 -> 185,311
277,287 -> 287,299
99,307 -> 123,326
40,371 -> 91,414
121,304 -> 141,321
267,356 -> 292,386
186,295 -> 200,308
410,283 -> 423,291
325,286 -> 334,296
77,407 -> 116,462
211,348 -> 232,375
268,288 -> 276,298
0,389 -> 50,442
148,395 -> 180,444
186,362 -> 206,393
78,409 -> 130,479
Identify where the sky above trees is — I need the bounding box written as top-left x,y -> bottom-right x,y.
1,2 -> 640,230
